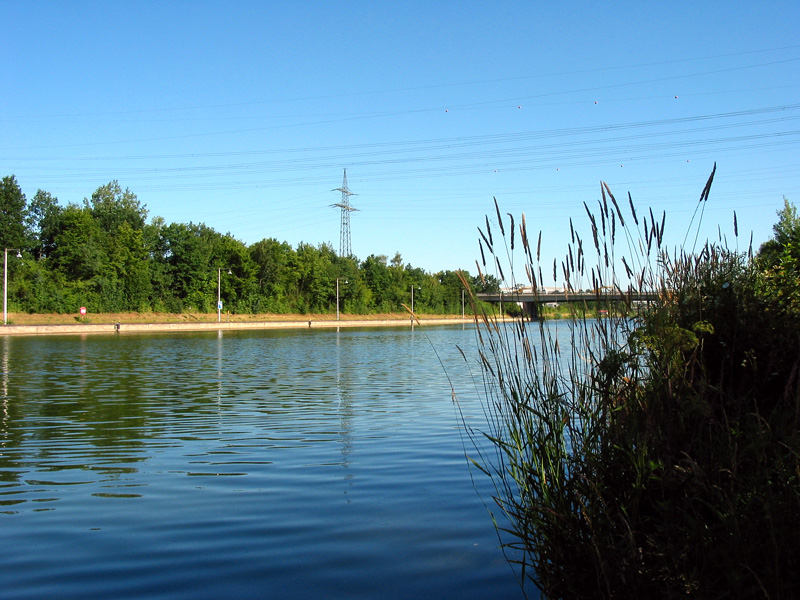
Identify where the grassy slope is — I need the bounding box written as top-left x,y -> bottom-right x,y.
6,312 -> 470,325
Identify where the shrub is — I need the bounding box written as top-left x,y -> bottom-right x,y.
460,172 -> 800,599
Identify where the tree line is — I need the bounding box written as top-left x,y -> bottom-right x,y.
0,175 -> 498,315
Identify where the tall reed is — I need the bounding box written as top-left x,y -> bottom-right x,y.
458,169 -> 800,599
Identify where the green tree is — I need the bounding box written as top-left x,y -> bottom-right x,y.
772,196 -> 799,246
144,217 -> 175,311
361,254 -> 392,311
0,175 -> 28,250
250,238 -> 295,312
107,222 -> 152,311
758,197 -> 799,267
332,254 -> 369,314
291,242 -> 336,313
46,203 -> 109,311
53,182 -> 153,312
212,233 -> 257,314
404,264 -> 428,313
51,204 -> 105,281
13,259 -> 74,313
157,222 -> 218,312
25,189 -> 62,259
438,270 -> 471,313
86,181 -> 147,233
45,183 -> 153,312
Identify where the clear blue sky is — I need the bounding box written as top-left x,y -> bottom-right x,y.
3,1 -> 799,283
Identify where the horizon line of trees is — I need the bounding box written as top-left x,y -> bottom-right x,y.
0,175 -> 499,315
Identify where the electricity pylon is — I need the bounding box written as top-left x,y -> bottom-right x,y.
332,169 -> 358,257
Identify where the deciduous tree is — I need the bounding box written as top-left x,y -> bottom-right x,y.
0,175 -> 28,250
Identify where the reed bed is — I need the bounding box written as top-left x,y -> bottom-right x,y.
457,167 -> 800,599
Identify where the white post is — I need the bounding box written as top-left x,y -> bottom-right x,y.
3,249 -> 21,325
336,278 -> 340,321
3,249 -> 7,325
217,267 -> 221,323
462,289 -> 465,319
411,284 -> 414,324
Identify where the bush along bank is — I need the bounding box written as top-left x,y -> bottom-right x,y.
459,171 -> 800,599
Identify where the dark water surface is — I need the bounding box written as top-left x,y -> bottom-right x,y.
0,326 -> 524,599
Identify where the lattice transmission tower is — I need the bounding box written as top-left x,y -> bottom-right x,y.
332,169 -> 358,257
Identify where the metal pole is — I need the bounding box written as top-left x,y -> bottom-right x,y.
3,249 -> 7,325
411,285 -> 414,324
462,289 -> 465,319
336,278 -> 340,321
217,268 -> 221,323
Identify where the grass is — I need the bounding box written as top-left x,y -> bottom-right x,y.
5,312 -> 472,326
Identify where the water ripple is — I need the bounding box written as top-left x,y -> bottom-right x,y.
0,327 -> 525,599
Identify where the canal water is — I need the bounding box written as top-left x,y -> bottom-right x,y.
0,326 -> 527,599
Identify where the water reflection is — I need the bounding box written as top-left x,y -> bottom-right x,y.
0,327 -> 524,600
335,329 -> 354,501
1,336 -> 7,420
0,337 -> 8,476
2,335 -> 8,400
216,329 -> 223,406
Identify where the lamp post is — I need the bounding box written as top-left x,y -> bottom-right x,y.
3,249 -> 21,325
217,267 -> 231,323
411,284 -> 421,324
336,278 -> 348,320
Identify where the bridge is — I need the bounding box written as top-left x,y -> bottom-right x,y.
476,289 -> 659,319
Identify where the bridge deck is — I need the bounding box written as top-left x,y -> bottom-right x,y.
477,291 -> 659,303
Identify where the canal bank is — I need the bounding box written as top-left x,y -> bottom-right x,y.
0,316 -> 475,336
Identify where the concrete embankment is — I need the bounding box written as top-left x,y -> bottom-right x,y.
1,318 -> 475,336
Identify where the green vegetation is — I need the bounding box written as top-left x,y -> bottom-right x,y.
1,176 -> 498,315
461,175 -> 800,598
